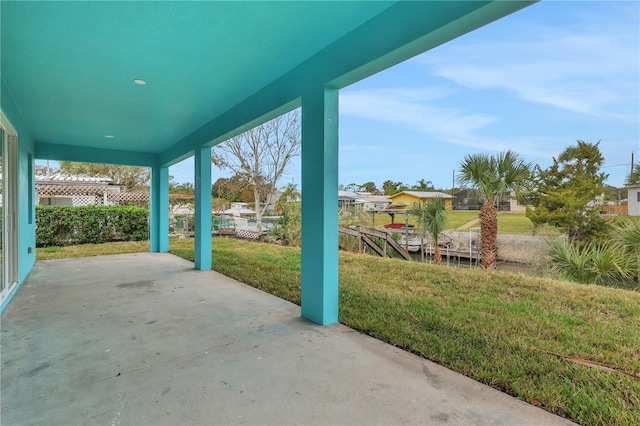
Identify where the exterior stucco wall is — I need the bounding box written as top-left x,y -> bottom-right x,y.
628,187 -> 640,216
389,193 -> 453,210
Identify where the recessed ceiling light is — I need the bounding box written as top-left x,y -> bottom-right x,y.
133,79 -> 146,85
104,135 -> 115,139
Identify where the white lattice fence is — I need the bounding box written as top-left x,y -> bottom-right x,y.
72,196 -> 101,206
235,229 -> 266,240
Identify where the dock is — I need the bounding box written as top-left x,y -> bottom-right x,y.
339,225 -> 482,264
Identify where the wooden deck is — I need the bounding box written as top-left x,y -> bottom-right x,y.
339,225 -> 482,263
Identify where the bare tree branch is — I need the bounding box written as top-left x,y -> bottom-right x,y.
211,110 -> 300,231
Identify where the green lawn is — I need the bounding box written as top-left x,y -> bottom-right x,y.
36,240 -> 150,260
448,212 -> 562,236
37,237 -> 640,425
347,210 -> 480,230
352,210 -> 560,235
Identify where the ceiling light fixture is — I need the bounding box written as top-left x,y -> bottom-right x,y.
133,79 -> 146,85
104,135 -> 115,139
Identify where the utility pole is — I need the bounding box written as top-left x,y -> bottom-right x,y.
451,169 -> 455,196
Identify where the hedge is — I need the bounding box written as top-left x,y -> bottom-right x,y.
36,205 -> 149,247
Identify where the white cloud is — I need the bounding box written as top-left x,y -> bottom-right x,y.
420,15 -> 639,120
339,88 -> 557,160
341,88 -> 498,138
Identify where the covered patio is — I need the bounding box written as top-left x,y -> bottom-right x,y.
1,253 -> 572,425
1,1 -> 537,322
1,2 -> 578,422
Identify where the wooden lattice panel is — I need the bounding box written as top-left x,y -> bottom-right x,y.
36,184 -> 109,197
108,191 -> 150,207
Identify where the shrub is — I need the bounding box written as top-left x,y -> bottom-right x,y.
36,205 -> 149,247
548,238 -> 635,288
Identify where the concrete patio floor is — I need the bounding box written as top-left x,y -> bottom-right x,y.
1,253 -> 574,425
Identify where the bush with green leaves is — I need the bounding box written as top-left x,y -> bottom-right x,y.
36,205 -> 149,247
548,219 -> 640,289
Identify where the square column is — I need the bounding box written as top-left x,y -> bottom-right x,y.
301,87 -> 339,325
150,165 -> 169,253
194,146 -> 212,270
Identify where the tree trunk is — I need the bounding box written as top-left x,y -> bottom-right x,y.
254,189 -> 262,232
434,243 -> 442,265
479,200 -> 498,270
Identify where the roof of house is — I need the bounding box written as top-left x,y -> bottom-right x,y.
35,174 -> 115,184
338,191 -> 391,203
387,191 -> 454,199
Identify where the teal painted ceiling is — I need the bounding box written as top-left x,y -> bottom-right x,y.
1,1 -> 534,167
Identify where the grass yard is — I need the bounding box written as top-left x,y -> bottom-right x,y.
36,240 -> 150,260
344,210 -> 480,230
444,210 -> 479,229
36,237 -> 640,424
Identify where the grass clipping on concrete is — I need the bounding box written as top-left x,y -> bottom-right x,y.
171,237 -> 639,426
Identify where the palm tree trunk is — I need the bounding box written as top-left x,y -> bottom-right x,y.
479,200 -> 498,270
434,244 -> 442,265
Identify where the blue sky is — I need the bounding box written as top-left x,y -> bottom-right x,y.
44,1 -> 639,191
324,0 -> 639,191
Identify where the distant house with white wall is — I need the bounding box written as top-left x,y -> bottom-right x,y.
627,185 -> 640,216
36,174 -> 122,206
338,191 -> 391,213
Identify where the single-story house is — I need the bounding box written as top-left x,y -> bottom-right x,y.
452,189 -> 518,212
338,191 -> 391,213
36,174 -> 122,206
387,191 -> 454,211
627,185 -> 640,216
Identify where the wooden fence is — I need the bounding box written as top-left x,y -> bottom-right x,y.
601,205 -> 627,216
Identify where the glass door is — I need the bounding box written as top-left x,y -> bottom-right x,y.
0,115 -> 18,304
1,127 -> 4,294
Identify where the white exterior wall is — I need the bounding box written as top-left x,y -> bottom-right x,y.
628,187 -> 640,216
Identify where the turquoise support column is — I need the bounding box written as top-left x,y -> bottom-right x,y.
301,87 -> 339,325
194,146 -> 212,270
150,165 -> 169,252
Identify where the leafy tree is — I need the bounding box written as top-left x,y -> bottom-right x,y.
626,162 -> 640,186
169,181 -> 194,195
411,179 -> 435,192
274,183 -> 301,213
344,183 -> 358,191
272,183 -> 301,246
35,162 -> 58,176
458,151 -> 532,270
408,197 -> 447,264
59,161 -> 149,191
602,184 -> 623,204
212,109 -> 300,231
526,141 -> 608,242
358,181 -> 380,194
382,180 -> 408,195
212,174 -> 252,202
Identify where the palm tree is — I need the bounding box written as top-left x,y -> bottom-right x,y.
458,151 -> 532,270
409,197 -> 447,265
